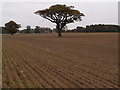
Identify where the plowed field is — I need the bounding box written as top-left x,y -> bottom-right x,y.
2,33 -> 118,88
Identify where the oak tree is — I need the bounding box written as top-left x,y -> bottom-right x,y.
35,4 -> 84,37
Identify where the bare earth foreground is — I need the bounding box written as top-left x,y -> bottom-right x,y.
2,33 -> 118,88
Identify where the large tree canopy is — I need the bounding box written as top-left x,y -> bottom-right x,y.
5,20 -> 20,35
35,4 -> 84,37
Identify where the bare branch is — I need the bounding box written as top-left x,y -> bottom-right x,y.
44,17 -> 56,23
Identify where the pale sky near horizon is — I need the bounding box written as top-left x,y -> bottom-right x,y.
1,1 -> 118,30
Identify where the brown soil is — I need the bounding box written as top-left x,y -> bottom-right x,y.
2,33 -> 118,88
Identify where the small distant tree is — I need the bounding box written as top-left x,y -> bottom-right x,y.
35,4 -> 84,37
76,26 -> 85,32
26,25 -> 32,33
5,20 -> 20,35
26,25 -> 31,30
62,25 -> 68,32
34,26 -> 41,33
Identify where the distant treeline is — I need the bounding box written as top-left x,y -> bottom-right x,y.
67,24 -> 120,33
0,26 -> 52,34
0,24 -> 120,34
19,26 -> 52,33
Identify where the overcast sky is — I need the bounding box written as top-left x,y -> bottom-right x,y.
1,1 -> 118,30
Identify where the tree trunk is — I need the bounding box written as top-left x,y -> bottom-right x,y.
58,29 -> 62,37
